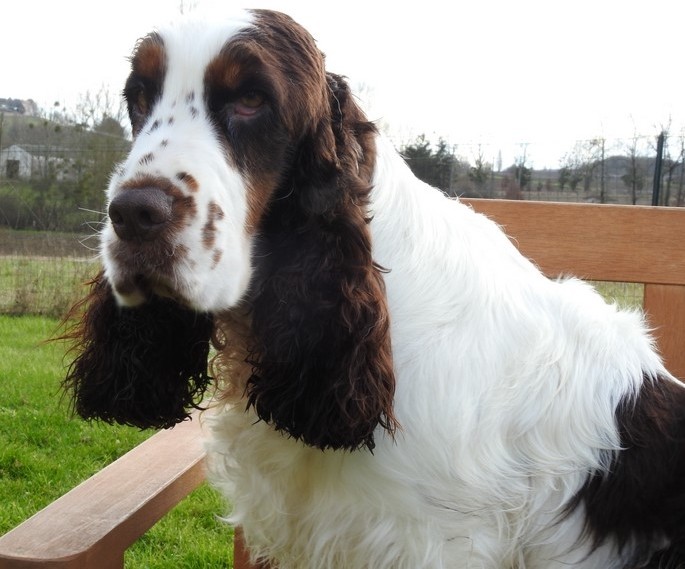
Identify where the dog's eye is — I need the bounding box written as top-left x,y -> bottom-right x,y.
234,91 -> 265,116
134,91 -> 149,117
124,78 -> 155,134
123,83 -> 154,136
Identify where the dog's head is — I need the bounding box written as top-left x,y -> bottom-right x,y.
64,9 -> 397,450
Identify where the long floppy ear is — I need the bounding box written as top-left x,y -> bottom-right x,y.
246,73 -> 398,451
61,272 -> 214,429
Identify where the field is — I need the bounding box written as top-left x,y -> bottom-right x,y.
0,314 -> 234,566
0,256 -> 98,317
0,228 -> 99,317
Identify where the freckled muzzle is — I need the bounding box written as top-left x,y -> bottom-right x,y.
104,175 -> 199,305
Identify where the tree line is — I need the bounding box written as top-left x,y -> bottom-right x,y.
2,92 -> 683,236
400,132 -> 685,207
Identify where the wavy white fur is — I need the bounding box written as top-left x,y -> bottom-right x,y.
207,135 -> 671,568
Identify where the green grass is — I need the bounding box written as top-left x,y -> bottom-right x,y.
126,484 -> 233,568
592,280 -> 644,309
0,315 -> 233,567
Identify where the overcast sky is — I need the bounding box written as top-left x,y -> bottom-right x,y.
3,0 -> 685,167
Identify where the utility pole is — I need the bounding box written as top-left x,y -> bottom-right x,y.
0,112 -> 4,180
652,131 -> 665,206
599,138 -> 606,203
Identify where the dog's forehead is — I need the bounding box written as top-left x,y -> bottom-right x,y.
150,9 -> 255,75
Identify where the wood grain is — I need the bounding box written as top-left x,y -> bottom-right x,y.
464,199 -> 685,285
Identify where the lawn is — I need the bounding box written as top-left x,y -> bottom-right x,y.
0,315 -> 233,567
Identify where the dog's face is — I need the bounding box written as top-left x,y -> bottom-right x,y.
103,10 -> 331,311
66,9 -> 396,449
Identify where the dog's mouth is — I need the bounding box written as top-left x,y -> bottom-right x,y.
105,234 -> 194,307
111,271 -> 188,308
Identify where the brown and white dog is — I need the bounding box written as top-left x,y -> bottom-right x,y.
64,9 -> 685,568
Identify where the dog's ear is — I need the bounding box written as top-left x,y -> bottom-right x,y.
245,73 -> 398,451
61,272 -> 214,429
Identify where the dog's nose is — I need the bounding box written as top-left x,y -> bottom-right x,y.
108,188 -> 173,242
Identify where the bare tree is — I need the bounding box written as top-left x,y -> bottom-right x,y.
622,130 -> 646,205
74,86 -> 127,133
467,144 -> 493,197
178,0 -> 198,14
558,145 -> 583,194
514,143 -> 531,190
594,137 -> 606,203
560,139 -> 604,200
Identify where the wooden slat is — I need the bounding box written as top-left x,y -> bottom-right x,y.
234,528 -> 271,569
233,528 -> 253,569
0,414 -> 205,569
644,283 -> 685,380
464,199 -> 685,285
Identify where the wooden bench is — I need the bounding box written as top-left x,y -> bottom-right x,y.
1,199 -> 683,569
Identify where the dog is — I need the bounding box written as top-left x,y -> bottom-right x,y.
63,9 -> 685,568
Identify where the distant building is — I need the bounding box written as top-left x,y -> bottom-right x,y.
0,98 -> 39,116
0,144 -> 33,178
0,144 -> 75,180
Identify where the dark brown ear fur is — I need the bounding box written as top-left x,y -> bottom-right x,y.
245,73 -> 398,451
61,272 -> 213,429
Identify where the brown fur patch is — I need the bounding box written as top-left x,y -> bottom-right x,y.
573,375 -> 685,565
125,34 -> 166,136
211,308 -> 253,402
203,11 -> 336,233
139,152 -> 155,166
176,172 -> 199,192
204,42 -> 283,231
244,180 -> 277,233
202,202 -> 225,249
211,248 -> 223,269
131,33 -> 166,80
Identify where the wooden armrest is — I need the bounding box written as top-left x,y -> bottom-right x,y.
0,413 -> 206,568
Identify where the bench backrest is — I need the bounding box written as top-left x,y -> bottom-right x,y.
463,200 -> 685,379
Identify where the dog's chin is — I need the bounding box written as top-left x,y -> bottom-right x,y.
111,275 -> 189,309
112,287 -> 148,308
109,267 -> 249,314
